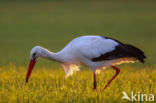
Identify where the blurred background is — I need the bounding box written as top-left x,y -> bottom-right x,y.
0,0 -> 156,67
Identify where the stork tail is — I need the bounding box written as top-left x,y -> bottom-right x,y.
123,44 -> 146,63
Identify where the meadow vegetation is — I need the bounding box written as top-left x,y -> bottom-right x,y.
0,65 -> 155,103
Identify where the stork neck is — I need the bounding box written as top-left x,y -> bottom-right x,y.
39,48 -> 62,62
49,52 -> 62,62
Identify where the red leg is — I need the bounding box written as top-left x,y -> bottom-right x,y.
93,72 -> 97,90
103,66 -> 120,91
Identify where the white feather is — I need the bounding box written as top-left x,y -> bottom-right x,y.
70,36 -> 118,60
61,64 -> 80,77
30,35 -> 137,76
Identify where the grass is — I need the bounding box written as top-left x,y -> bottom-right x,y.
0,65 -> 155,103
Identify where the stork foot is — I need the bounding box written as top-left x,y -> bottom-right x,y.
93,87 -> 97,91
93,72 -> 97,91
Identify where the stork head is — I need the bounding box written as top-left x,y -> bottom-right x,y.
26,46 -> 41,83
30,46 -> 42,60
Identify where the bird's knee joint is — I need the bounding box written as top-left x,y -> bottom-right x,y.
115,68 -> 120,74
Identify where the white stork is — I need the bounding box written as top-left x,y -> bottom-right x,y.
26,35 -> 146,90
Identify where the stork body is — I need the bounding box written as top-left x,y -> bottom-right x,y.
26,35 -> 146,90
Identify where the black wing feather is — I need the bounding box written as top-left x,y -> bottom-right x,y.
91,36 -> 146,63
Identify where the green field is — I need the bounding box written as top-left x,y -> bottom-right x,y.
0,1 -> 156,103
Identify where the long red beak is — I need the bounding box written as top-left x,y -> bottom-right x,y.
26,59 -> 36,83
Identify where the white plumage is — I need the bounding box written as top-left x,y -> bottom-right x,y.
26,35 -> 145,90
30,36 -> 127,75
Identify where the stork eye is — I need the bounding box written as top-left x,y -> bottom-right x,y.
32,53 -> 37,59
